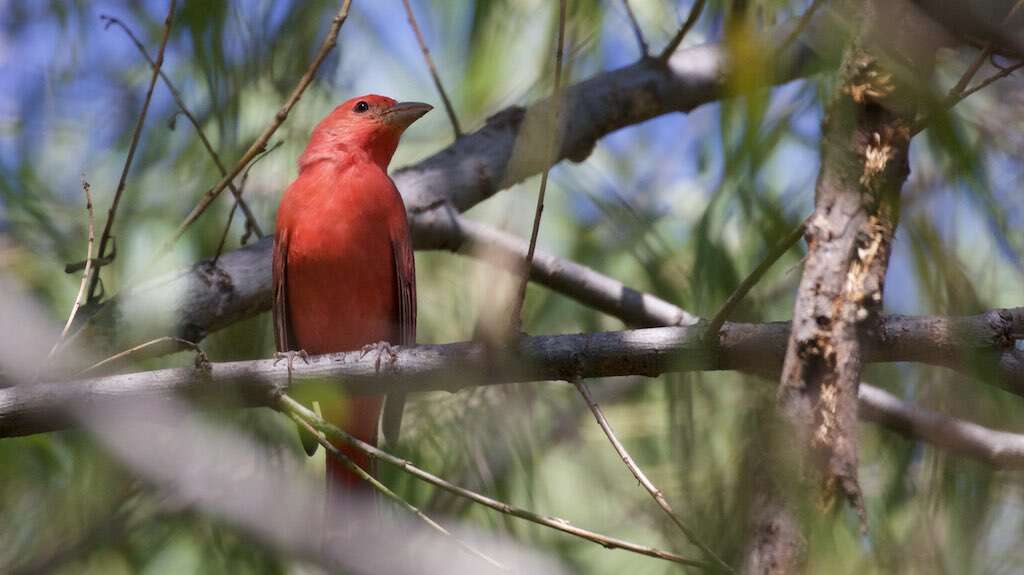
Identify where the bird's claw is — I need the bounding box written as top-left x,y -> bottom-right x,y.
193,349 -> 212,373
274,350 -> 310,382
274,349 -> 310,367
359,341 -> 398,373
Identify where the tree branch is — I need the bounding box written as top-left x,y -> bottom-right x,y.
572,379 -> 733,571
858,384 -> 1024,469
47,178 -> 95,360
619,0 -> 649,57
99,14 -> 265,240
5,309 -> 1022,438
86,0 -> 176,303
154,0 -> 352,259
282,395 -> 713,569
777,0 -> 936,523
400,0 -> 462,138
509,0 -> 568,333
658,0 -> 706,62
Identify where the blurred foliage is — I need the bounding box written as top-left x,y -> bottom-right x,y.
2,0 -> 1024,573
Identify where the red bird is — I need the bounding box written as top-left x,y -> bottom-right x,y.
273,95 -> 430,502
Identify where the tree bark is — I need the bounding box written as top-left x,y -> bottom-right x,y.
778,0 -> 936,520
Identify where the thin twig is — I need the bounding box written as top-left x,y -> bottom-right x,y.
705,216 -> 809,338
915,3 -> 1024,136
914,57 -> 1024,135
76,336 -> 207,376
154,0 -> 352,261
658,0 -> 706,62
47,178 -> 95,360
86,0 -> 177,304
400,0 -> 462,138
99,14 -> 265,240
946,45 -> 994,103
777,0 -> 824,55
211,141 -> 283,265
571,379 -> 734,573
508,0 -> 568,333
279,395 -> 713,569
289,414 -> 507,571
951,60 -> 1024,104
620,0 -> 649,57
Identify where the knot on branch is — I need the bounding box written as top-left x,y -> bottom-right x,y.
987,308 -> 1020,348
484,105 -> 526,130
195,260 -> 235,296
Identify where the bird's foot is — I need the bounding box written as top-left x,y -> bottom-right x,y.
359,341 -> 398,373
193,348 -> 212,373
274,349 -> 310,382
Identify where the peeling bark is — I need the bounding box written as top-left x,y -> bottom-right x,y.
777,0 -> 940,530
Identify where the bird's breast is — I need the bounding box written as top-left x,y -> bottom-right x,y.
282,180 -> 401,354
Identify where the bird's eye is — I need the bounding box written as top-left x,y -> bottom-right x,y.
353,101 -> 369,113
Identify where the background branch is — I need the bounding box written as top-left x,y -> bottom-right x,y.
46,178 -> 95,359
400,0 -> 462,138
153,0 -> 352,260
86,0 -> 176,303
100,14 -> 264,240
508,0 -> 567,333
572,379 -> 732,572
282,395 -> 713,569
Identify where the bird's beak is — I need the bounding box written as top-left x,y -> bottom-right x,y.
382,101 -> 433,129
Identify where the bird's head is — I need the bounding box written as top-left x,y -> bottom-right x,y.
301,94 -> 432,170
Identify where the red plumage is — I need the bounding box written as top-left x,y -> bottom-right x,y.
273,95 -> 429,502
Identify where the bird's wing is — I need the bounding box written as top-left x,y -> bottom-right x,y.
272,233 -> 294,353
381,233 -> 416,447
274,232 -> 319,456
393,235 -> 417,347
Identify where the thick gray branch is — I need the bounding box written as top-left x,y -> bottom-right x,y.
5,309 -> 1021,438
858,385 -> 1024,469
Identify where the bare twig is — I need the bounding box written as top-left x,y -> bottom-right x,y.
289,414 -> 507,570
154,0 -> 352,260
705,217 -> 809,339
914,4 -> 1024,137
212,141 -> 283,265
509,0 -> 568,333
280,395 -> 713,569
949,60 -> 1024,105
86,0 -> 177,304
400,0 -> 462,138
777,0 -> 824,55
620,0 -> 649,57
947,46 -> 994,103
99,14 -> 265,240
571,379 -> 733,572
658,0 -> 706,62
47,178 -> 95,359
75,336 -> 207,376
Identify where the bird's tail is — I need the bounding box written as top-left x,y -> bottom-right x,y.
325,395 -> 384,503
